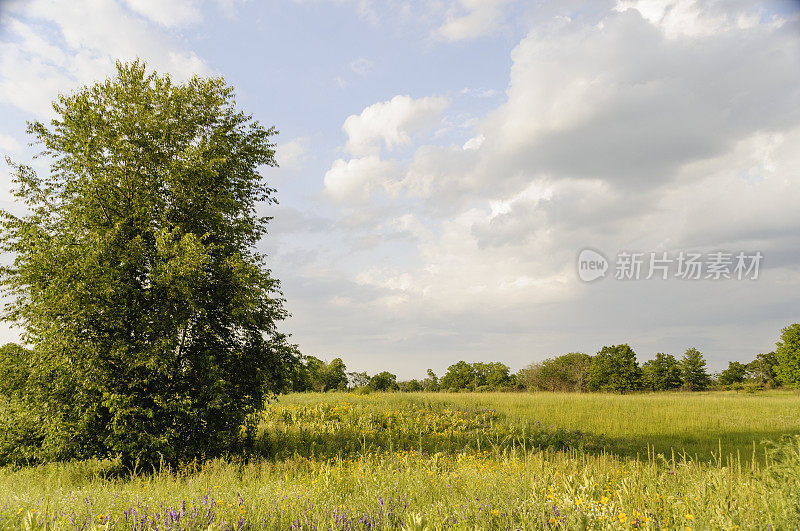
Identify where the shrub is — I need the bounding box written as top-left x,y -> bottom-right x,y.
520,353 -> 591,392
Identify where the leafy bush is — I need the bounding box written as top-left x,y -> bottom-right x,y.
519,353 -> 591,392
0,397 -> 43,465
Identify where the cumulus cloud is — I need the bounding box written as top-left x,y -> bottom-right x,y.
613,0 -> 765,39
323,155 -> 399,203
437,0 -> 513,41
462,4 -> 800,194
303,0 -> 800,373
276,137 -> 309,170
462,134 -> 484,150
343,95 -> 449,156
0,0 -> 210,117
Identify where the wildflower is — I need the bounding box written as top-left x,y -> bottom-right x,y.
685,514 -> 694,520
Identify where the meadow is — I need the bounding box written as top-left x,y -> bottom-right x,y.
1,391 -> 799,529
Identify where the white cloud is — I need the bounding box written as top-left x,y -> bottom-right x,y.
469,4 -> 800,193
462,134 -> 484,150
276,137 -> 309,170
0,0 -> 211,117
613,0 -> 761,39
122,0 -> 201,27
437,0 -> 512,41
323,155 -> 398,203
301,0 -> 800,373
0,133 -> 22,152
343,95 -> 449,156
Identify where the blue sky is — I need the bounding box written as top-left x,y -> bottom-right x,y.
1,0 -> 799,378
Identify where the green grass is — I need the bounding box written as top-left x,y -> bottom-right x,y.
1,391 -> 799,529
377,390 -> 800,461
274,390 -> 800,461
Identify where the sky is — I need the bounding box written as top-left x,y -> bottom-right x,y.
0,0 -> 799,379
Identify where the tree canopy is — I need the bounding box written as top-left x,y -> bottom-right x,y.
586,344 -> 642,393
0,61 -> 294,465
368,371 -> 398,391
439,361 -> 514,391
680,348 -> 711,391
641,353 -> 682,391
775,324 -> 800,388
718,361 -> 748,386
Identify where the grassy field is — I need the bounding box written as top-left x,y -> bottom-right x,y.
1,391 -> 799,529
359,390 -> 800,461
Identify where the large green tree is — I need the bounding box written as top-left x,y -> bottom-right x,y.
368,371 -> 398,391
586,344 -> 642,393
422,369 -> 440,391
775,324 -> 800,388
475,361 -> 513,389
747,351 -> 779,388
641,353 -> 682,391
680,348 -> 711,391
0,61 -> 295,465
718,361 -> 748,386
440,361 -> 477,390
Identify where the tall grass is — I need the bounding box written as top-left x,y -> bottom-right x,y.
279,390 -> 800,461
0,391 -> 798,529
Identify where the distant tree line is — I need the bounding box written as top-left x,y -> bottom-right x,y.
282,356 -> 516,393
522,346 -> 719,393
3,326 -> 799,414
278,324 -> 800,394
